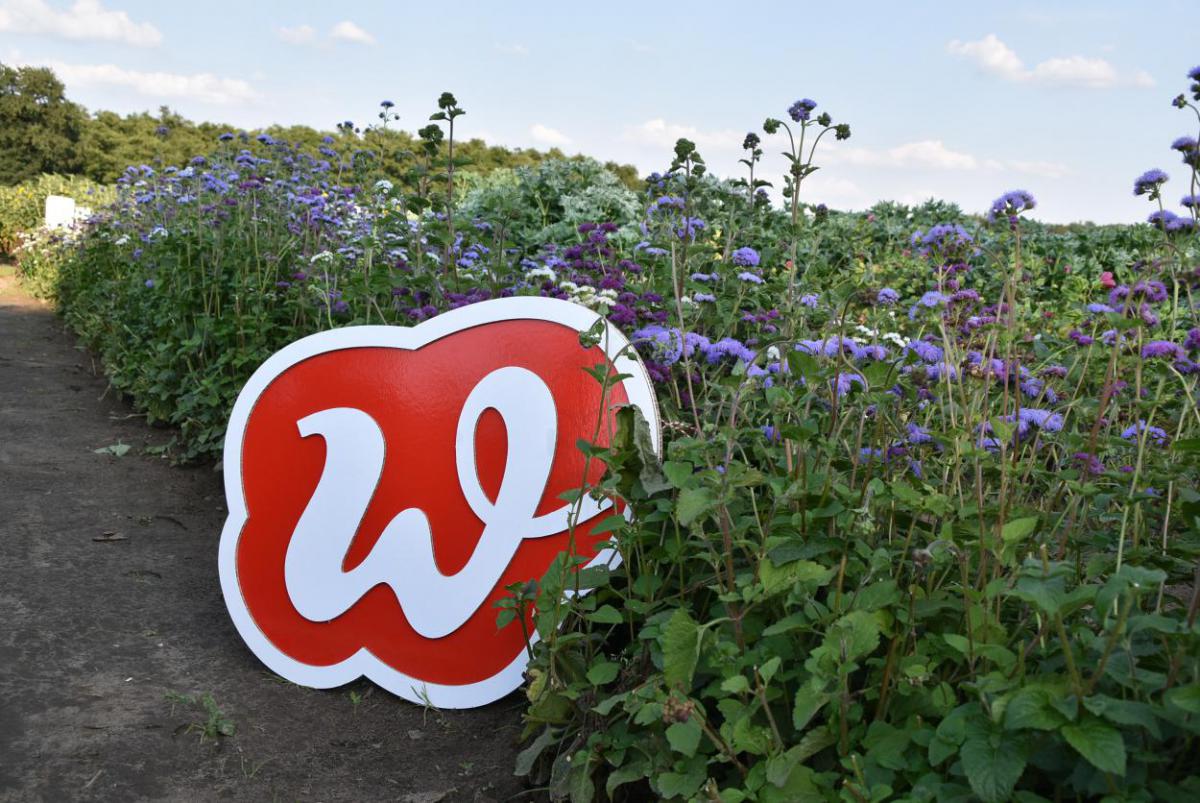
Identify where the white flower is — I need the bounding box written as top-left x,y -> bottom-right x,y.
525,266 -> 555,282
310,251 -> 334,264
115,235 -> 130,246
374,179 -> 394,193
767,345 -> 781,361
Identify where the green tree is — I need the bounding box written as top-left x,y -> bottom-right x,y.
0,63 -> 86,184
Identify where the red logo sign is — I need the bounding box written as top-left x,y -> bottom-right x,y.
218,298 -> 660,707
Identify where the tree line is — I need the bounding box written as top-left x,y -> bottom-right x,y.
0,63 -> 639,189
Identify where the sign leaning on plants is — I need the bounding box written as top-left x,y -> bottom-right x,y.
218,297 -> 660,708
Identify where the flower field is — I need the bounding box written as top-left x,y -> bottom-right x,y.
10,65 -> 1200,802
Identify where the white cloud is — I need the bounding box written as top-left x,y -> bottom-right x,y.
830,140 -> 979,170
42,60 -> 257,104
947,33 -> 1152,89
277,24 -> 316,45
530,123 -> 571,146
947,34 -> 1025,81
0,0 -> 161,46
329,20 -> 375,45
494,42 -> 528,56
623,118 -> 741,151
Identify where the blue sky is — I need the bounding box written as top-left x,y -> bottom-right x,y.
2,0 -> 1197,223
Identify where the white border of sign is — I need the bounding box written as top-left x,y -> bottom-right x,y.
218,296 -> 661,708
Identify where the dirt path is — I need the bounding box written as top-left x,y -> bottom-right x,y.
0,267 -> 530,803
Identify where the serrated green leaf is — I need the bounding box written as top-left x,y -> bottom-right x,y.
665,720 -> 702,757
760,559 -> 833,598
586,604 -> 623,625
661,608 -> 700,688
1062,718 -> 1126,776
586,661 -> 619,686
662,460 -> 694,488
1001,516 -> 1039,545
960,733 -> 1027,803
793,682 -> 828,731
675,487 -> 713,526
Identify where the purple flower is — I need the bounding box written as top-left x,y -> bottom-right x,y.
704,337 -> 755,365
1121,420 -> 1168,446
876,287 -> 899,305
1018,407 -> 1064,432
907,423 -> 933,444
1087,302 -> 1117,314
693,292 -> 716,302
1134,169 -> 1168,196
788,98 -> 817,123
832,372 -> 865,396
1074,452 -> 1105,476
633,325 -> 684,366
1172,136 -> 1198,153
799,293 -> 819,308
144,278 -> 155,288
674,217 -> 706,241
905,340 -> 943,364
1148,209 -> 1181,229
1142,340 -> 1184,360
691,272 -> 715,282
762,425 -> 781,442
738,271 -> 765,284
987,190 -> 1036,222
1184,328 -> 1200,352
731,247 -> 760,267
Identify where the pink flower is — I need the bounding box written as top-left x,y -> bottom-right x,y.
1100,271 -> 1115,289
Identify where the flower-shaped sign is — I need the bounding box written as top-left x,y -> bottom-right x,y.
218,297 -> 659,708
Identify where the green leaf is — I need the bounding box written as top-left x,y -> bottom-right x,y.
959,733 -> 1027,803
662,460 -> 694,488
792,682 -> 828,731
760,559 -> 833,598
864,721 -> 911,771
665,720 -> 702,758
661,609 -> 700,688
675,487 -> 713,527
1165,684 -> 1200,715
586,661 -> 619,686
1082,695 -> 1162,738
721,674 -> 750,695
827,610 -> 882,663
568,755 -> 595,803
655,757 -> 706,799
515,726 -> 557,776
93,441 -> 131,457
1001,516 -> 1039,545
586,604 -> 623,625
1005,686 -> 1067,731
1061,718 -> 1127,776
605,760 -> 648,798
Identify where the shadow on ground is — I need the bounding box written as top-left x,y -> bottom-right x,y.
0,267 -> 533,802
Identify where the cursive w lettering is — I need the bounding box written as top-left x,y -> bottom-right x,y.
282,366 -> 609,638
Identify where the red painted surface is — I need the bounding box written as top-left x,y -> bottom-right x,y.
234,319 -> 627,686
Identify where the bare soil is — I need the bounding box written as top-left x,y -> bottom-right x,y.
0,265 -> 532,803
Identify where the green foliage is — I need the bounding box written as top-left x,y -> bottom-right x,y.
458,158 -> 642,251
0,63 -> 86,184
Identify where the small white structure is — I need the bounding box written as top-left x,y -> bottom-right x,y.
44,195 -> 76,230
